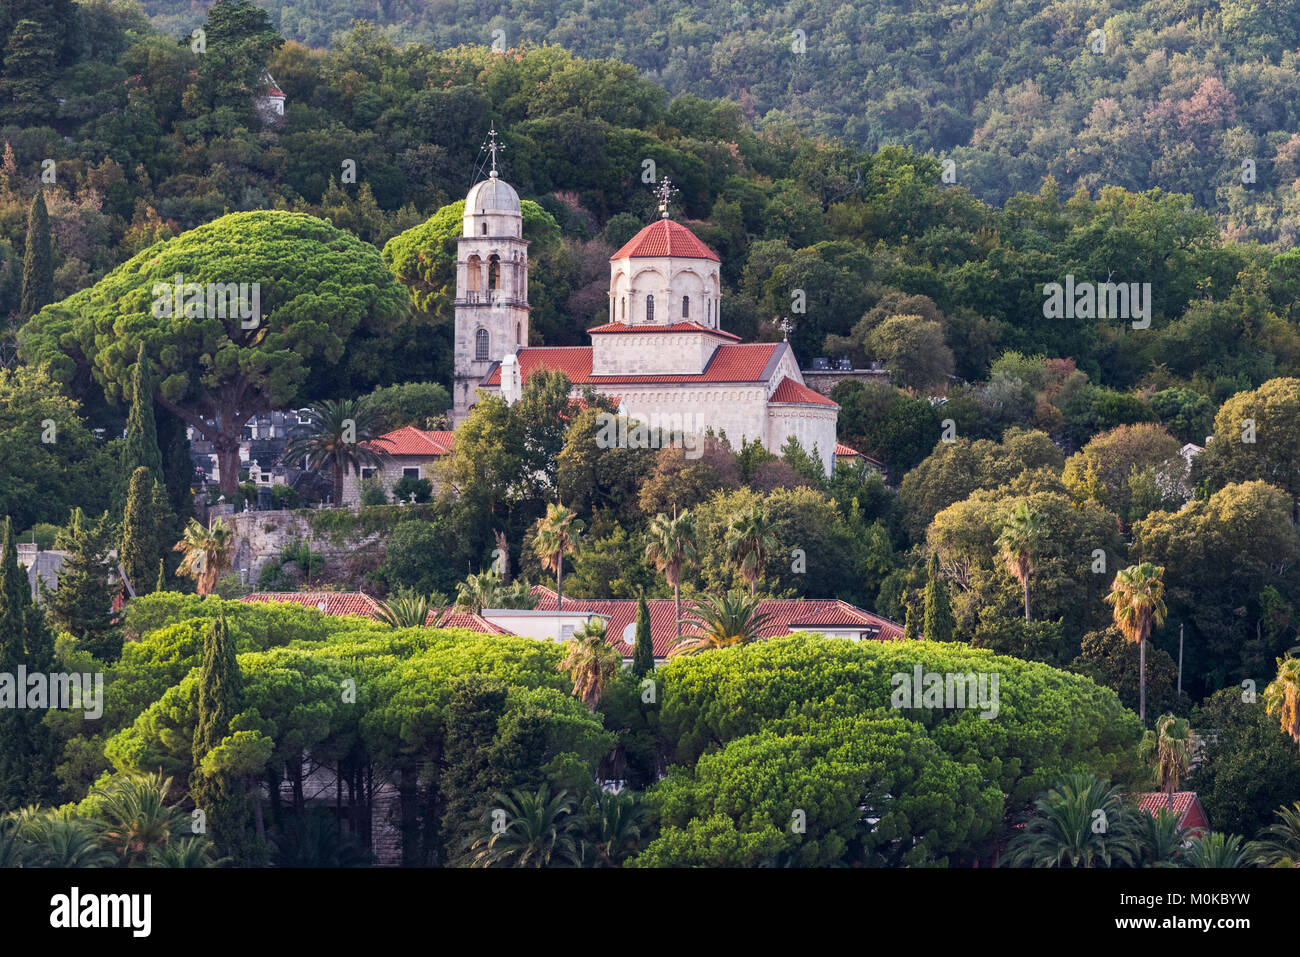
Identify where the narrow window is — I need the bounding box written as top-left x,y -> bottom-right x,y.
488,254 -> 500,290
682,295 -> 690,319
516,322 -> 522,343
645,294 -> 654,322
475,328 -> 489,360
481,223 -> 486,235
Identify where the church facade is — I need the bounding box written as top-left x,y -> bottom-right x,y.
451,172 -> 839,472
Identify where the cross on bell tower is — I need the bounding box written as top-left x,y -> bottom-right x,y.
654,176 -> 678,219
483,126 -> 504,178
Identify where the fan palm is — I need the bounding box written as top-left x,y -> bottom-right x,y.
465,786 -> 582,868
996,501 -> 1045,623
454,570 -> 537,614
1139,713 -> 1191,807
533,502 -> 583,610
1264,655 -> 1300,746
282,397 -> 390,506
1105,562 -> 1168,725
173,517 -> 233,596
671,590 -> 773,657
725,505 -> 778,596
1001,772 -> 1141,868
644,509 -> 699,641
558,616 -> 620,711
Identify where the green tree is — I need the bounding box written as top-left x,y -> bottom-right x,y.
282,397 -> 389,506
1140,714 -> 1191,809
20,211 -> 405,495
922,553 -> 955,642
465,785 -> 582,868
41,508 -> 121,661
632,593 -> 654,677
1104,563 -> 1168,727
671,590 -> 772,656
120,467 -> 164,598
114,344 -> 164,512
1002,773 -> 1141,868
996,501 -> 1046,623
644,510 -> 698,642
174,518 -> 233,597
533,502 -> 583,610
19,191 -> 53,319
1264,654 -> 1300,747
725,504 -> 778,597
557,617 -> 620,711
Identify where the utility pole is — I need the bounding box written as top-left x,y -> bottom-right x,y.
1177,623 -> 1184,696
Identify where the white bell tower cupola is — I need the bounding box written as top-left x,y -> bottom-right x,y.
453,128 -> 530,425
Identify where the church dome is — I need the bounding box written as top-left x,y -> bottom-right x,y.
610,219 -> 719,262
465,174 -> 521,215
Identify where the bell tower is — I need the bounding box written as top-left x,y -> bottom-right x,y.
453,129 -> 530,425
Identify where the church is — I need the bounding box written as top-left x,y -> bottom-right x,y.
451,166 -> 840,473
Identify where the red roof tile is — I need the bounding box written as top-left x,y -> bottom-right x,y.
1137,791 -> 1210,834
365,426 -> 455,456
610,219 -> 719,262
587,321 -> 740,341
524,587 -> 903,658
835,443 -> 860,457
769,376 -> 839,407
241,592 -> 383,618
483,343 -> 783,387
431,608 -> 515,634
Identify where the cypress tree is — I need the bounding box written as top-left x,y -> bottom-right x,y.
155,558 -> 166,593
120,466 -> 160,596
19,190 -> 53,318
902,602 -> 917,642
190,612 -> 259,863
632,592 -> 654,676
0,517 -> 29,665
115,343 -> 163,511
922,553 -> 956,643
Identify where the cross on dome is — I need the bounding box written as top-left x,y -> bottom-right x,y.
654,177 -> 678,219
483,127 -> 504,178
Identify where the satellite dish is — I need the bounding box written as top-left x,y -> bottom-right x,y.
622,622 -> 636,645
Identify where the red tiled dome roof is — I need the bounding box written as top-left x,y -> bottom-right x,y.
610,219 -> 719,262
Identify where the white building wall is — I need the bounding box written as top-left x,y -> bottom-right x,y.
765,405 -> 838,474
340,455 -> 441,506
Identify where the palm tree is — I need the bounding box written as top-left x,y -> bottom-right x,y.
174,517 -> 233,596
644,510 -> 698,642
375,590 -> 442,628
588,788 -> 644,867
92,771 -> 187,865
282,397 -> 389,506
454,569 -> 534,614
1264,655 -> 1300,747
5,807 -> 115,868
148,836 -> 225,868
1105,562 -> 1168,726
996,501 -> 1045,622
533,502 -> 583,610
1001,772 -> 1141,868
558,616 -> 620,711
671,590 -> 773,657
465,785 -> 583,867
1183,831 -> 1253,868
1254,802 -> 1300,866
1137,807 -> 1187,867
1140,713 -> 1191,809
725,505 -> 778,596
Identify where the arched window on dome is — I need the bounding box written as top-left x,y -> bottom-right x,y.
488,255 -> 500,290
682,296 -> 689,319
645,295 -> 654,323
475,328 -> 489,361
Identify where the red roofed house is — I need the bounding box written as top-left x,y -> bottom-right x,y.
1136,791 -> 1210,836
490,586 -> 903,660
241,591 -> 384,618
451,168 -> 840,472
340,425 -> 455,506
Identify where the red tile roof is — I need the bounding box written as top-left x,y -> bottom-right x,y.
769,376 -> 839,407
587,321 -> 741,341
241,591 -> 383,618
431,608 -> 515,634
526,587 -> 903,658
610,219 -> 719,262
365,426 -> 455,457
835,443 -> 860,457
1136,791 -> 1209,833
483,342 -> 784,387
